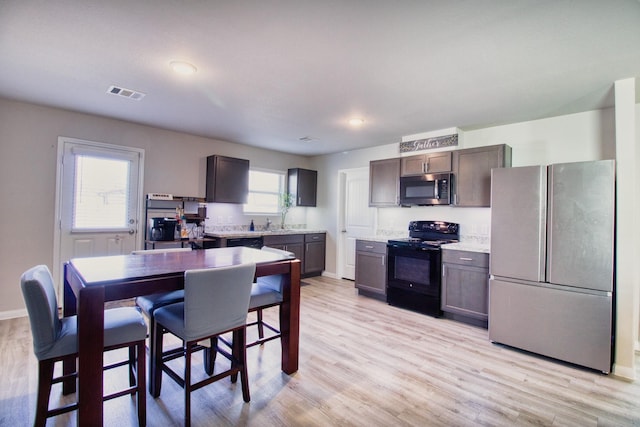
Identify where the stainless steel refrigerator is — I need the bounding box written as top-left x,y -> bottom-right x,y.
489,160 -> 615,373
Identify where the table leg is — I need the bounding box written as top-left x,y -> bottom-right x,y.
77,285 -> 106,426
62,266 -> 77,394
280,259 -> 300,374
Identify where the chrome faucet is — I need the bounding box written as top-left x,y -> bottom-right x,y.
265,218 -> 272,230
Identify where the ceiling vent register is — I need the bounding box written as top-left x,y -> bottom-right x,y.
107,85 -> 146,100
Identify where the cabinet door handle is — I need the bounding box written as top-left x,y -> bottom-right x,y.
381,256 -> 385,266
459,257 -> 473,261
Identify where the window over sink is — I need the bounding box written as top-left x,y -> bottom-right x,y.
243,169 -> 286,215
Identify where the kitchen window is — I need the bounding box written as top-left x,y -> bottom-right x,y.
243,169 -> 285,214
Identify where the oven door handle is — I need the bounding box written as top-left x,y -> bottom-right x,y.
434,179 -> 439,199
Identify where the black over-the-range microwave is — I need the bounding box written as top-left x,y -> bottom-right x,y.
399,173 -> 451,206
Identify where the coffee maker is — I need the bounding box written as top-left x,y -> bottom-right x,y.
149,217 -> 177,241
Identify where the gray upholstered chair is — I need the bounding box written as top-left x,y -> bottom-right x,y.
132,247 -> 194,390
248,246 -> 294,346
133,247 -> 192,323
20,265 -> 147,427
215,246 -> 294,362
152,263 -> 256,426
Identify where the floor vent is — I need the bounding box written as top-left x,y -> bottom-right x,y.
107,85 -> 146,100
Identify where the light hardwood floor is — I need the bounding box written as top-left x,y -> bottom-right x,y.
2,276 -> 640,426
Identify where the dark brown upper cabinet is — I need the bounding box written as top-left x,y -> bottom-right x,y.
206,155 -> 250,204
452,144 -> 512,207
288,168 -> 317,207
369,158 -> 400,207
400,151 -> 452,176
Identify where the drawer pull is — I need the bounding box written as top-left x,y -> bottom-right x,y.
459,257 -> 473,261
365,245 -> 374,249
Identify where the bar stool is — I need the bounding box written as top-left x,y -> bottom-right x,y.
20,265 -> 147,427
245,246 -> 294,346
151,263 -> 256,426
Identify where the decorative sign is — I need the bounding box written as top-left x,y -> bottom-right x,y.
399,133 -> 458,153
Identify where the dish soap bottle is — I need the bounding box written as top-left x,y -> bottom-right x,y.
249,220 -> 255,231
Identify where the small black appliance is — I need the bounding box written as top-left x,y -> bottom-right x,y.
149,217 -> 177,241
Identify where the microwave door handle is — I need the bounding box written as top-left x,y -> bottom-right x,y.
434,179 -> 439,199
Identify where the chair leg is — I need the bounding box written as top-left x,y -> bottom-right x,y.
185,342 -> 193,427
203,336 -> 218,375
147,313 -> 156,392
129,346 -> 136,387
151,320 -> 164,398
256,309 -> 264,339
238,328 -> 250,402
136,341 -> 147,427
35,360 -> 54,427
231,330 -> 240,384
61,355 -> 76,395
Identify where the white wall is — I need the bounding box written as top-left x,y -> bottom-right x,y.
0,98 -> 310,316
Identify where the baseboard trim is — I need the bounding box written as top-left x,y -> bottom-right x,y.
0,308 -> 27,320
612,363 -> 637,381
321,271 -> 337,279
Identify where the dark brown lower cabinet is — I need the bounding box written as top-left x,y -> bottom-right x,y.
355,240 -> 387,298
263,233 -> 304,261
441,249 -> 489,325
263,232 -> 325,277
303,233 -> 325,276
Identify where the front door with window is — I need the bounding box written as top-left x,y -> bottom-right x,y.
53,137 -> 144,293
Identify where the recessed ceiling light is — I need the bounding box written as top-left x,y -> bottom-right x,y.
170,61 -> 197,75
348,118 -> 365,126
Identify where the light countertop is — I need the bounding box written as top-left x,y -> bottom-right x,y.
356,236 -> 395,243
205,229 -> 326,239
441,242 -> 490,253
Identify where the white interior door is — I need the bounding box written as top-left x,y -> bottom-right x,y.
53,137 -> 144,294
338,167 -> 376,280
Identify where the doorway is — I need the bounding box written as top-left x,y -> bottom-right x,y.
53,137 -> 144,295
337,167 -> 376,280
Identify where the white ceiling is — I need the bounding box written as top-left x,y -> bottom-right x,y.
1,1 -> 639,156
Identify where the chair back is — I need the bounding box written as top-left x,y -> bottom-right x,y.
183,263 -> 256,339
131,247 -> 192,255
258,246 -> 294,292
20,265 -> 61,360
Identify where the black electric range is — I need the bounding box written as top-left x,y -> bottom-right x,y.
386,221 -> 459,316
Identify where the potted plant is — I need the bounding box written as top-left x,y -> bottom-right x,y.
279,192 -> 294,229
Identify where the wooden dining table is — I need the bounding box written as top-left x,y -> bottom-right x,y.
62,246 -> 301,426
